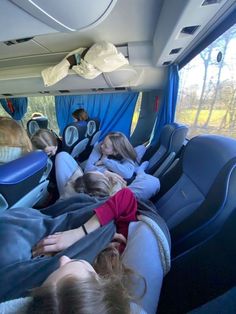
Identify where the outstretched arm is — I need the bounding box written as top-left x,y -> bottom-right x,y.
32,188 -> 137,256
32,215 -> 100,257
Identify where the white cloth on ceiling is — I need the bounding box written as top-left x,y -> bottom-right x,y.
41,42 -> 129,86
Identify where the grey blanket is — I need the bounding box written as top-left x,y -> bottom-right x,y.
0,193 -> 170,302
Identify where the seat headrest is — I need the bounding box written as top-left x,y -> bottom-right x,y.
63,123 -> 87,147
27,118 -> 48,136
32,117 -> 48,129
0,151 -> 48,184
183,135 -> 236,195
86,120 -> 97,137
160,123 -> 188,151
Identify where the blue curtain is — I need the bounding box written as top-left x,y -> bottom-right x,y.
55,92 -> 138,139
150,65 -> 179,145
0,97 -> 28,120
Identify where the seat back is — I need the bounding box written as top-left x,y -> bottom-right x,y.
155,134 -> 236,257
77,118 -> 101,162
27,117 -> 48,136
62,122 -> 88,155
85,118 -> 101,145
0,151 -> 52,211
145,123 -> 188,175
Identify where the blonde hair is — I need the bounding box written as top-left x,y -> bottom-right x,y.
73,172 -> 112,197
27,248 -> 145,314
0,116 -> 32,153
105,132 -> 137,162
31,129 -> 58,150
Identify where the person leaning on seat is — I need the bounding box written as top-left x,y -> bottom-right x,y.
31,129 -> 63,203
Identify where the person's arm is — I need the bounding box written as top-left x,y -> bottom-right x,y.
128,173 -> 160,201
32,215 -> 100,257
84,143 -> 103,172
103,158 -> 135,179
32,188 -> 137,256
94,188 -> 137,238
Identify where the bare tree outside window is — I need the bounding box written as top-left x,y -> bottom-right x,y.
23,96 -> 59,134
176,24 -> 236,139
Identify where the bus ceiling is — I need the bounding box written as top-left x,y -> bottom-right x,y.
0,0 -> 235,97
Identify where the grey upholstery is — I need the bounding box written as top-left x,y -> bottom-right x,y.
155,134 -> 236,256
144,123 -> 188,176
157,134 -> 236,313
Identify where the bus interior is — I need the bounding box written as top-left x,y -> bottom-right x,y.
0,0 -> 236,313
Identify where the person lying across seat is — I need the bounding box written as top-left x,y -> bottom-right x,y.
55,150 -> 160,202
0,188 -> 171,314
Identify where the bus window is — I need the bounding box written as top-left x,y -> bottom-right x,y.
176,23 -> 236,139
23,96 -> 59,134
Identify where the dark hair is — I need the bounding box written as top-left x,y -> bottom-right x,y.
72,108 -> 89,121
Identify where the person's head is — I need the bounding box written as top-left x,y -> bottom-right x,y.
72,108 -> 89,122
31,129 -> 58,156
101,132 -> 137,162
73,171 -> 112,197
0,117 -> 32,162
27,249 -> 138,314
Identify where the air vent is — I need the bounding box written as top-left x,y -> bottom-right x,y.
3,37 -> 33,46
201,0 -> 222,6
162,61 -> 171,66
169,48 -> 182,55
115,87 -> 126,91
91,88 -> 104,92
39,91 -> 50,94
59,90 -> 70,93
2,93 -> 13,96
180,26 -> 200,35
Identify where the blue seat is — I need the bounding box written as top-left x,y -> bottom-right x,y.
156,134 -> 236,313
0,151 -> 52,211
143,123 -> 188,177
62,122 -> 89,158
27,116 -> 49,136
77,118 -> 102,162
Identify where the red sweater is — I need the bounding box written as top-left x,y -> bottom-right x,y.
94,188 -> 138,250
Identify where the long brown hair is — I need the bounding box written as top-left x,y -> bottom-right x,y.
105,132 -> 137,162
73,172 -> 112,197
0,116 -> 32,153
31,129 -> 58,150
27,248 -> 146,314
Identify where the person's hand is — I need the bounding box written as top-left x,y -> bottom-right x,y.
32,228 -> 82,257
95,155 -> 107,166
107,232 -> 127,250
